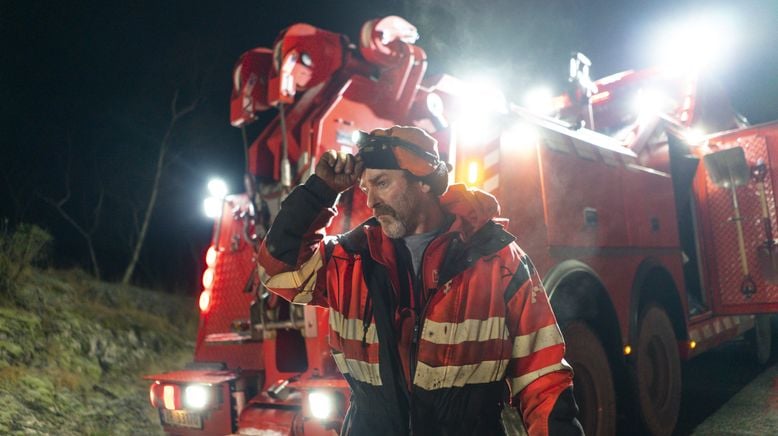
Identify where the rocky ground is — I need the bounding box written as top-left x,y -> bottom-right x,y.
0,268 -> 198,435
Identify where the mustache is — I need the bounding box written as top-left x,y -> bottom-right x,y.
373,205 -> 396,217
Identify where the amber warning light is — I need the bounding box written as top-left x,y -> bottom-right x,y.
199,246 -> 218,313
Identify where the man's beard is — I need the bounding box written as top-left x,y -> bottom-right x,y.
374,205 -> 408,238
377,214 -> 408,238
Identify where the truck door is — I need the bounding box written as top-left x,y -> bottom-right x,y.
695,126 -> 778,314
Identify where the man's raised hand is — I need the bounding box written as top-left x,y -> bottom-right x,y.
315,150 -> 363,193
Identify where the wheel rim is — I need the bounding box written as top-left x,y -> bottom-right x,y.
644,335 -> 671,410
633,306 -> 681,435
563,321 -> 616,436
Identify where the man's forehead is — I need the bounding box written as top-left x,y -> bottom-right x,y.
360,168 -> 406,184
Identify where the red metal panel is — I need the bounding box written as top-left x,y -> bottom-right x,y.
239,403 -> 301,435
497,132 -> 548,261
195,195 -> 265,370
621,166 -> 679,247
307,76 -> 395,160
698,135 -> 778,313
540,135 -> 629,247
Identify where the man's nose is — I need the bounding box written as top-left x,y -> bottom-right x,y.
365,189 -> 380,210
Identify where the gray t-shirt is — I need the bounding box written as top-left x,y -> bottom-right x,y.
403,229 -> 441,275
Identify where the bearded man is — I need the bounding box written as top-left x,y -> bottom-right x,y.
258,126 -> 582,436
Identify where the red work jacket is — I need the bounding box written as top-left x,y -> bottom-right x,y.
259,177 -> 578,436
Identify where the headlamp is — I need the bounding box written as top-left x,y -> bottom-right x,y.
355,131 -> 440,164
354,130 -> 445,178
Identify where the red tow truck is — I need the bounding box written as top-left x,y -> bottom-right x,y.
145,15 -> 778,436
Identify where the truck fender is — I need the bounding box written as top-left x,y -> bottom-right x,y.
544,259 -> 608,324
628,257 -> 686,347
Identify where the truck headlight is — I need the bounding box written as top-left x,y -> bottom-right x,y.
308,391 -> 334,420
207,178 -> 228,198
203,197 -> 223,218
183,385 -> 210,410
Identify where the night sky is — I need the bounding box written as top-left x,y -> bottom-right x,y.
3,0 -> 777,292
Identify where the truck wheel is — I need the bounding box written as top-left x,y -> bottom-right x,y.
631,305 -> 681,436
747,315 -> 772,365
562,321 -> 616,436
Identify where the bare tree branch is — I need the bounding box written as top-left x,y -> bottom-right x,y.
42,138 -> 104,279
121,90 -> 199,284
43,184 -> 103,280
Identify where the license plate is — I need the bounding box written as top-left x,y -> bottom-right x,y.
161,409 -> 203,429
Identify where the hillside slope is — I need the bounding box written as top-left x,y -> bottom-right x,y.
0,268 -> 198,435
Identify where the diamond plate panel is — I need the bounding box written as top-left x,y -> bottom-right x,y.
205,247 -> 256,332
703,135 -> 778,308
195,195 -> 265,370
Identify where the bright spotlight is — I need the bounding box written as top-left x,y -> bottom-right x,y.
684,127 -> 706,144
452,78 -> 507,145
523,86 -> 554,115
203,197 -> 223,218
653,12 -> 736,74
183,385 -> 209,410
207,178 -> 228,198
457,118 -> 499,145
308,391 -> 334,420
634,88 -> 669,118
463,78 -> 508,114
502,122 -> 539,149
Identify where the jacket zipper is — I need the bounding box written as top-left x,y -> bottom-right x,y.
410,297 -> 431,380
408,238 -> 434,391
407,234 -> 452,434
409,234 -> 456,389
408,297 -> 430,435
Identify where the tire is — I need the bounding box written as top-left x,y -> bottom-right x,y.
562,321 -> 617,436
630,305 -> 681,436
747,315 -> 772,365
